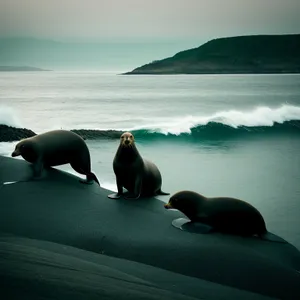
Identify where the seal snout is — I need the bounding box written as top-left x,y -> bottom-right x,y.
164,203 -> 173,209
122,138 -> 132,148
11,149 -> 20,157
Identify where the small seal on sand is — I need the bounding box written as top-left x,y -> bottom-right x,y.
11,129 -> 100,185
108,132 -> 169,199
164,190 -> 286,243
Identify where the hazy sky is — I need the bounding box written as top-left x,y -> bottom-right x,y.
0,0 -> 299,41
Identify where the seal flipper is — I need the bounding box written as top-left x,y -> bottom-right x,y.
124,192 -> 141,200
171,218 -> 214,234
32,158 -> 44,178
79,178 -> 94,185
108,193 -> 122,199
259,232 -> 288,244
77,169 -> 100,186
86,172 -> 100,186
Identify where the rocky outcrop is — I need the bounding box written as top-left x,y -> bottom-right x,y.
0,126 -> 122,142
70,129 -> 122,140
0,125 -> 36,142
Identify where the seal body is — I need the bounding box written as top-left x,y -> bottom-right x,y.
165,191 -> 267,237
108,132 -> 169,199
11,129 -> 100,185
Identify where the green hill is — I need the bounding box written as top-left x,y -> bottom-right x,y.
124,34 -> 300,74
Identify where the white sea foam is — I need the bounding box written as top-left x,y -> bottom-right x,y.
0,106 -> 23,128
127,104 -> 300,135
0,142 -> 18,157
100,181 -> 118,192
3,181 -> 18,185
1,104 -> 300,136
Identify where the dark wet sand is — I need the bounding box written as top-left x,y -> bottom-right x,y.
0,155 -> 300,299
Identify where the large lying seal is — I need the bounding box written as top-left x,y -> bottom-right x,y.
108,132 -> 169,199
11,129 -> 100,185
164,190 -> 286,243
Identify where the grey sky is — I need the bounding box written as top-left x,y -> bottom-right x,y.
0,0 -> 299,41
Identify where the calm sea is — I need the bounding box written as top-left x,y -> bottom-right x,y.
1,72 -> 300,249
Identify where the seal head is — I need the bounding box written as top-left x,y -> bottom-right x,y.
12,139 -> 38,163
121,132 -> 134,148
164,191 -> 206,222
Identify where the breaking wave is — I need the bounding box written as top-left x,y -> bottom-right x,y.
0,106 -> 22,128
72,105 -> 300,140
70,121 -> 300,141
1,105 -> 300,141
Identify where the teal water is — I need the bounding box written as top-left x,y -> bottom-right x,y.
0,72 -> 300,249
81,134 -> 300,250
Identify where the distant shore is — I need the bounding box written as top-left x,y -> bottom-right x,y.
0,66 -> 51,72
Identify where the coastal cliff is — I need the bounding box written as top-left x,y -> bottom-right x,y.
124,34 -> 300,75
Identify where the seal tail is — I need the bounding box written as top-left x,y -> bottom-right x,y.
156,189 -> 170,196
259,232 -> 288,244
87,172 -> 101,186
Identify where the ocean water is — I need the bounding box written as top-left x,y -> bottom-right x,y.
1,72 -> 300,249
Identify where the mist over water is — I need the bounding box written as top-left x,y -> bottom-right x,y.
0,38 -> 202,72
0,106 -> 22,128
1,72 -> 300,249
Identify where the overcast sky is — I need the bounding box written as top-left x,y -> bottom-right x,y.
0,0 -> 299,41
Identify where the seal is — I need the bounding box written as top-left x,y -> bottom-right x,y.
108,132 -> 169,199
164,190 -> 286,243
11,129 -> 100,185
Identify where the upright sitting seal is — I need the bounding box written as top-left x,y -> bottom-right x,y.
164,190 -> 286,243
108,132 -> 169,199
11,129 -> 100,185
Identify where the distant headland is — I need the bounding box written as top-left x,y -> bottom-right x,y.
0,66 -> 51,72
124,34 -> 300,75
